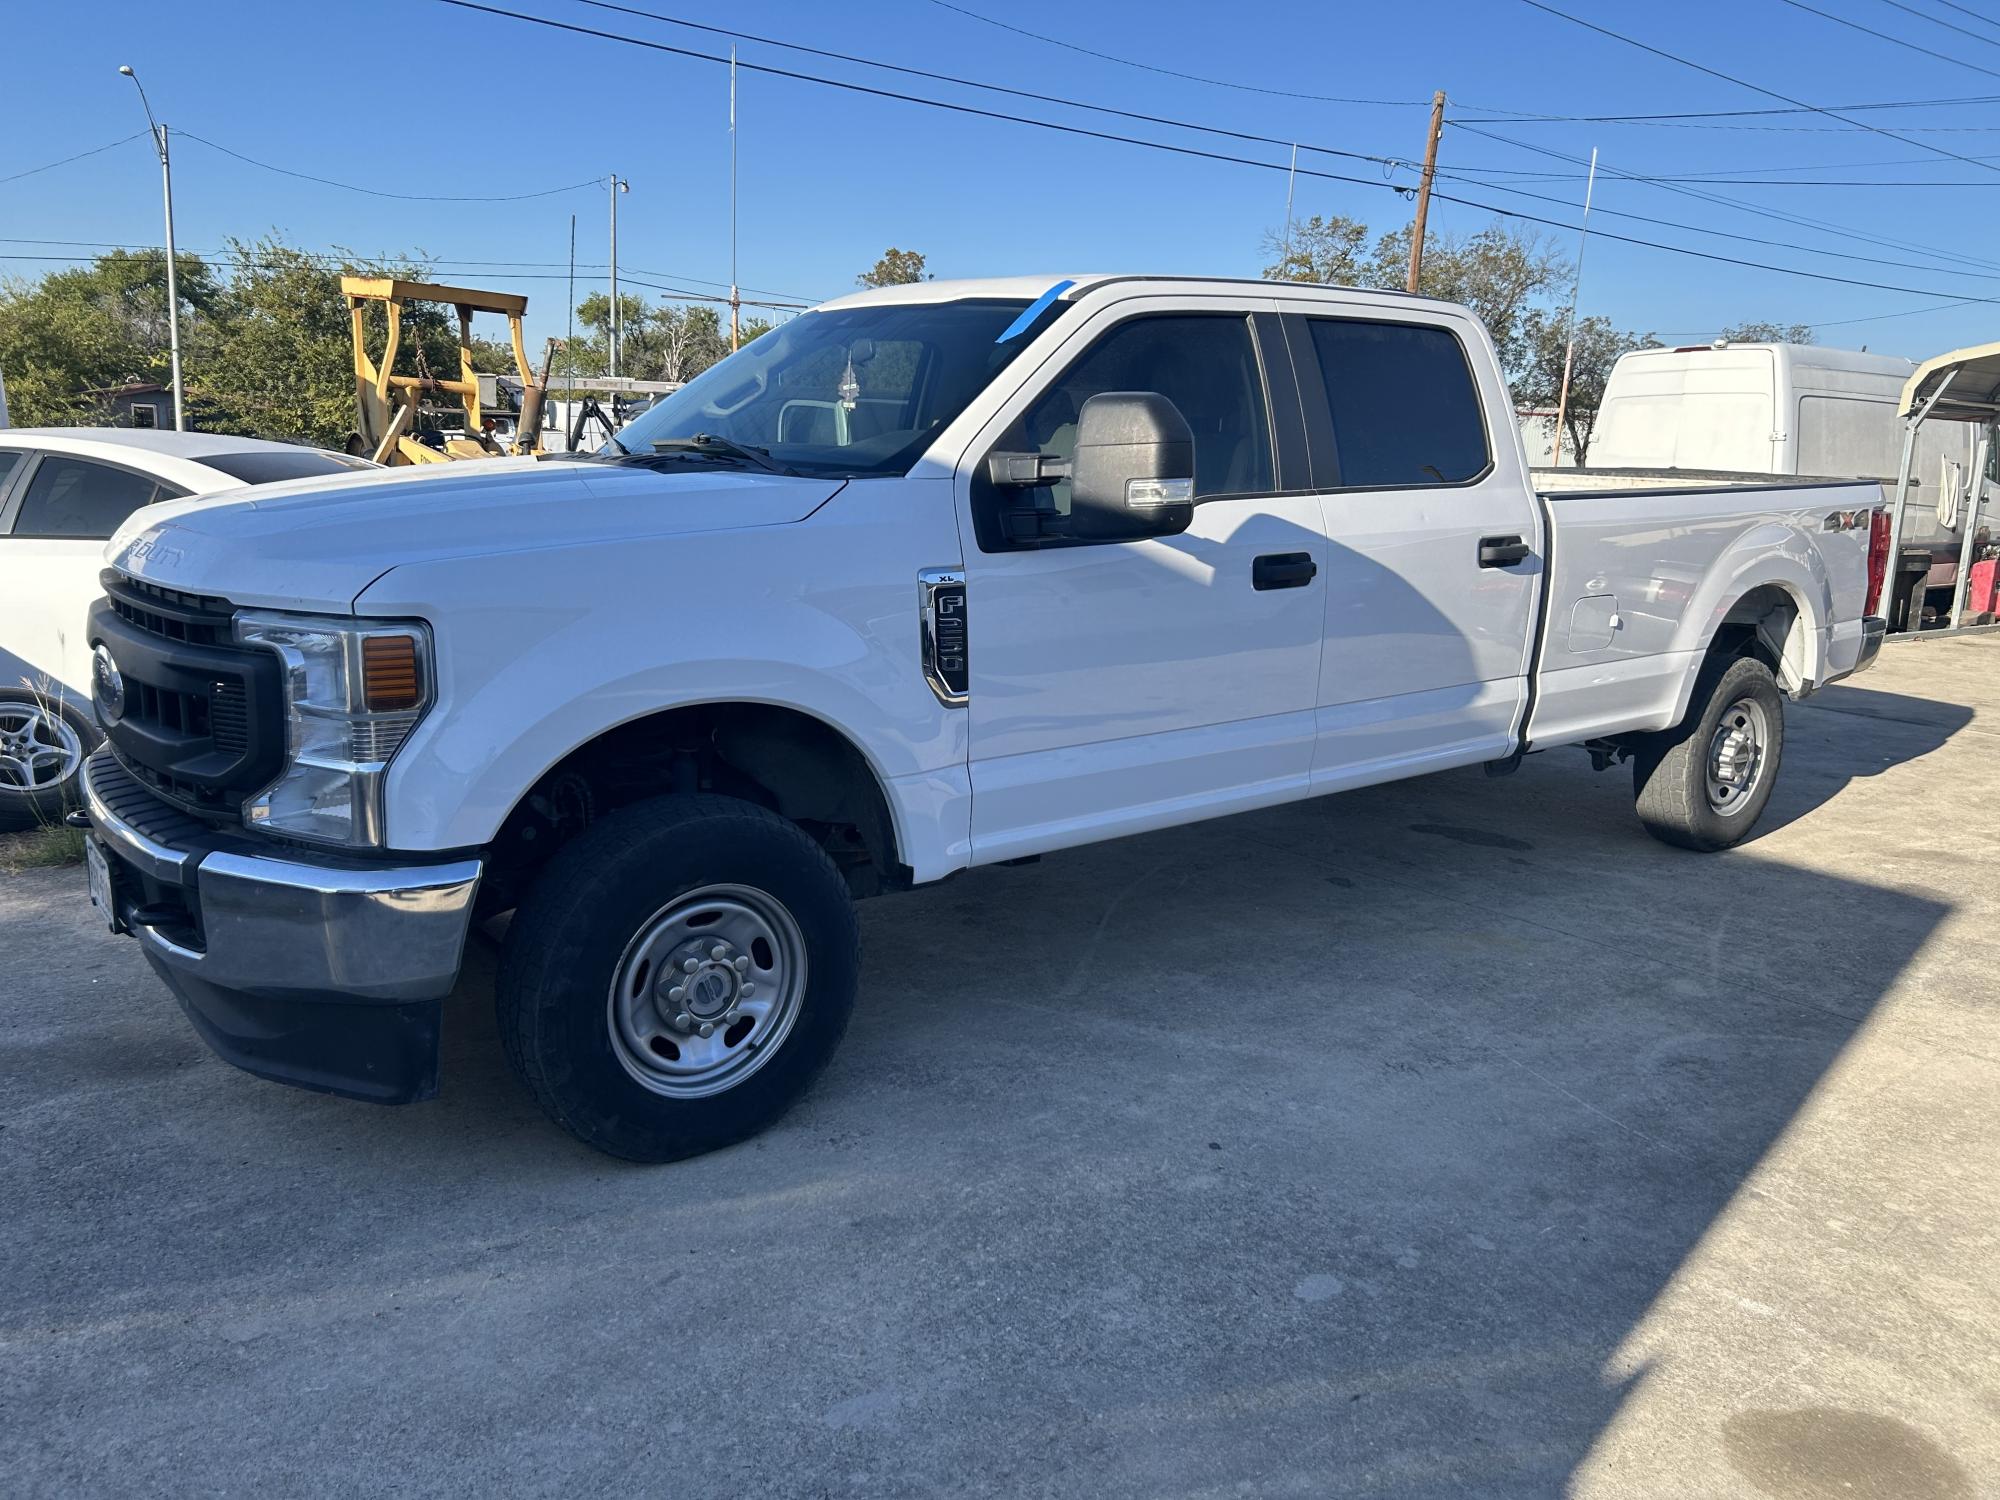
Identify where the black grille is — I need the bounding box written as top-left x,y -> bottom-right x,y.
89,573 -> 283,818
102,571 -> 235,647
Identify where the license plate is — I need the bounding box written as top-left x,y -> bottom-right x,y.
85,838 -> 118,932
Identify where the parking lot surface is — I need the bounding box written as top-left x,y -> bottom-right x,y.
3,638 -> 1996,1498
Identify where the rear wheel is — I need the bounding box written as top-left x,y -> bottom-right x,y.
0,691 -> 95,834
496,794 -> 860,1161
1632,655 -> 1785,852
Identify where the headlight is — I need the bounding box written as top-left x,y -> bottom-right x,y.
234,611 -> 434,848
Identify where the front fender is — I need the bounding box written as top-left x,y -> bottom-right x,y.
355,481 -> 968,873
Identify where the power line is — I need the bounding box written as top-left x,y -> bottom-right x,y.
175,133 -> 606,203
1772,0 -> 2000,79
1867,0 -> 2000,49
0,132 -> 149,186
568,0 -> 1429,179
1429,163 -> 2000,281
0,236 -> 821,300
1453,121 -> 2000,278
1514,0 -> 2000,174
1927,0 -> 2000,33
1462,91 -> 2000,123
0,243 -> 811,308
915,0 -> 1474,110
438,0 -> 2000,305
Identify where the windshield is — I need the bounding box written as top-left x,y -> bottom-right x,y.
606,297 -> 1060,478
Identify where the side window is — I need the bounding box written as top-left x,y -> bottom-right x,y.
1307,319 -> 1490,488
1004,313 -> 1274,514
10,457 -> 179,539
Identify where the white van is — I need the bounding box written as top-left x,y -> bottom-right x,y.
1586,342 -> 1983,594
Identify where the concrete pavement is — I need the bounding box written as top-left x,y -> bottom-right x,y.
3,637 -> 1997,1498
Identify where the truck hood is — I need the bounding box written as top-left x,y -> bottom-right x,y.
105,458 -> 846,612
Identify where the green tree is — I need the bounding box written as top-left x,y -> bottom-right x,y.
1516,310 -> 1658,464
1264,215 -> 1566,378
857,248 -> 929,288
1720,320 -> 1815,345
563,295 -> 770,385
0,250 -> 216,426
1261,214 -> 1370,287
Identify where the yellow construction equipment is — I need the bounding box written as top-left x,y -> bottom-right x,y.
341,276 -> 550,465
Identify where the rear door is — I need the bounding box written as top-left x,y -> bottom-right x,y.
955,298 -> 1329,862
1274,300 -> 1542,788
0,452 -> 188,698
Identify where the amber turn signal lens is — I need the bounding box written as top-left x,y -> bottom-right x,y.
361,634 -> 422,711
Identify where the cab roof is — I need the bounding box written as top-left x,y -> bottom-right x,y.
814,274 -> 1450,315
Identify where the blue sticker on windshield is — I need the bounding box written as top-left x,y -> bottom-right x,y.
995,280 -> 1075,343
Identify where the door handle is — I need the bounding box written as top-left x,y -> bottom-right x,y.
1478,535 -> 1532,568
1253,552 -> 1318,590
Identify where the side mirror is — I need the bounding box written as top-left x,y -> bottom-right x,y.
1067,391 -> 1195,539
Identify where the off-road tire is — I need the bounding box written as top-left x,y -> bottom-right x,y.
1632,654 -> 1785,852
496,794 -> 860,1161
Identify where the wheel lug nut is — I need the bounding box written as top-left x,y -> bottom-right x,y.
739,981 -> 755,997
667,985 -> 685,1003
697,1022 -> 714,1039
683,958 -> 700,973
723,1007 -> 740,1022
673,1012 -> 691,1030
710,944 -> 728,960
732,956 -> 750,972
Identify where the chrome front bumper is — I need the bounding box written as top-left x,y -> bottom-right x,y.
83,748 -> 482,1103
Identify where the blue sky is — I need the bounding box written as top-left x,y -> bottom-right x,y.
6,0 -> 2000,360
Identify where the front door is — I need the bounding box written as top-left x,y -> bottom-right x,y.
955,301 -> 1328,863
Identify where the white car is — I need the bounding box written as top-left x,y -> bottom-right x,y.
79,276 -> 1885,1160
0,429 -> 375,829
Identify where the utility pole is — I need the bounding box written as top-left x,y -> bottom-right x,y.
729,48 -> 741,352
1549,147 -> 1601,469
608,173 -> 628,377
1405,90 -> 1447,296
119,66 -> 185,430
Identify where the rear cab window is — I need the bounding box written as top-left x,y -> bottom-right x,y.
1300,318 -> 1491,489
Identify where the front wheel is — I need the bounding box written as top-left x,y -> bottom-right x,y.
496,794 -> 860,1161
1632,655 -> 1785,852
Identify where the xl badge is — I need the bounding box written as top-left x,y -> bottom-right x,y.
92,644 -> 125,722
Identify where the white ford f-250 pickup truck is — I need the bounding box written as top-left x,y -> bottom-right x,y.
78,275 -> 1888,1161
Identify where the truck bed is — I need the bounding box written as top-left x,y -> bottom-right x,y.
1525,474 -> 1882,749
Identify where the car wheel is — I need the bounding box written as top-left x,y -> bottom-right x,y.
1632,655 -> 1785,852
496,794 -> 860,1161
0,690 -> 96,834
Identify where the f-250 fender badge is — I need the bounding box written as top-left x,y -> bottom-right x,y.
918,568 -> 968,708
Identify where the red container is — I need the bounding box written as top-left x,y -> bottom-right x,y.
1971,558 -> 2000,619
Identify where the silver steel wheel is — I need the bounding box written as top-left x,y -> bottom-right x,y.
606,883 -> 809,1099
0,703 -> 83,793
1705,696 -> 1771,817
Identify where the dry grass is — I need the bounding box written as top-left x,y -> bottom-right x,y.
0,824 -> 88,874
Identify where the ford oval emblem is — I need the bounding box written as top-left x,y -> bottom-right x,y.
93,644 -> 125,722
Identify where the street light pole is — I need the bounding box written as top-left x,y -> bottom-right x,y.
608,173 -> 628,378
119,65 -> 184,431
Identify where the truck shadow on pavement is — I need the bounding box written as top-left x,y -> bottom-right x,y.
2,669 -> 1976,1497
